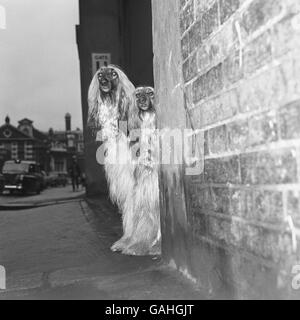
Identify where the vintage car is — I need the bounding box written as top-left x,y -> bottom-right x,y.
2,160 -> 44,195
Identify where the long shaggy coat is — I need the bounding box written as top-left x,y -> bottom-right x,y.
87,65 -> 137,242
112,89 -> 161,256
88,69 -> 160,256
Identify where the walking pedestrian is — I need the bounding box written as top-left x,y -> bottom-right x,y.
69,156 -> 81,192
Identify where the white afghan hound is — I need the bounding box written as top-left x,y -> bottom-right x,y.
119,86 -> 161,256
87,65 -> 138,244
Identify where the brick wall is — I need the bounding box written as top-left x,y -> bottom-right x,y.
153,0 -> 300,298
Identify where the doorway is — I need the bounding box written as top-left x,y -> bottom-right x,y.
121,0 -> 154,87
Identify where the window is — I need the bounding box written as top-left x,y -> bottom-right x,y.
68,139 -> 74,148
3,129 -> 12,138
55,160 -> 64,172
24,141 -> 33,160
78,143 -> 84,152
2,162 -> 30,173
11,142 -> 18,160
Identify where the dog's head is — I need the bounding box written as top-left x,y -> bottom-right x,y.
87,65 -> 135,135
135,86 -> 155,112
97,67 -> 119,95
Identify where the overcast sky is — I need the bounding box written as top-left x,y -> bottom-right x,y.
0,0 -> 81,132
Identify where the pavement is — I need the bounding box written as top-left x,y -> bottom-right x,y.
0,186 -> 206,300
0,186 -> 85,210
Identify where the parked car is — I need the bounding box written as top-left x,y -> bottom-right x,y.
2,160 -> 44,195
0,173 -> 4,194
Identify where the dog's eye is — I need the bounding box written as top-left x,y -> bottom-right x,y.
112,72 -> 117,78
147,91 -> 154,97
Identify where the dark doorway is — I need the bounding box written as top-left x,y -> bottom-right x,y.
121,0 -> 154,87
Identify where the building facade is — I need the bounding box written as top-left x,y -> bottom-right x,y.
0,114 -> 84,174
0,116 -> 49,170
48,113 -> 84,174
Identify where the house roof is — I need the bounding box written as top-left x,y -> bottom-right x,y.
18,118 -> 33,124
0,123 -> 33,140
0,117 -> 48,143
32,127 -> 48,141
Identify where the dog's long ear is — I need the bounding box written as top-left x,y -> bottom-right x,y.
110,65 -> 137,132
87,71 -> 100,128
117,88 -> 127,121
147,87 -> 155,109
128,92 -> 142,131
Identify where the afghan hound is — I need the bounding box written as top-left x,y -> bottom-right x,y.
116,86 -> 161,256
87,65 -> 138,243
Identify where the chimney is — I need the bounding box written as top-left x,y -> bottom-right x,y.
65,113 -> 71,132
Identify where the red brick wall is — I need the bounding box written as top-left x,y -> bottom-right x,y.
153,0 -> 300,298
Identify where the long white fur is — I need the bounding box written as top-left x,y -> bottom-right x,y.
87,65 -> 137,244
118,88 -> 161,256
88,71 -> 161,256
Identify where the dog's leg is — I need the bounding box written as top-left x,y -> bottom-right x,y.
121,166 -> 161,256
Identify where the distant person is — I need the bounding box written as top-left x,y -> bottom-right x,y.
69,156 -> 81,192
80,172 -> 86,190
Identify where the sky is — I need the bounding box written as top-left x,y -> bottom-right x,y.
0,0 -> 81,132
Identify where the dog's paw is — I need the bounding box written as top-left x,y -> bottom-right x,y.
111,238 -> 128,252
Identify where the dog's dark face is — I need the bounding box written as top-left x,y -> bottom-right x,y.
97,67 -> 119,94
135,87 -> 154,111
